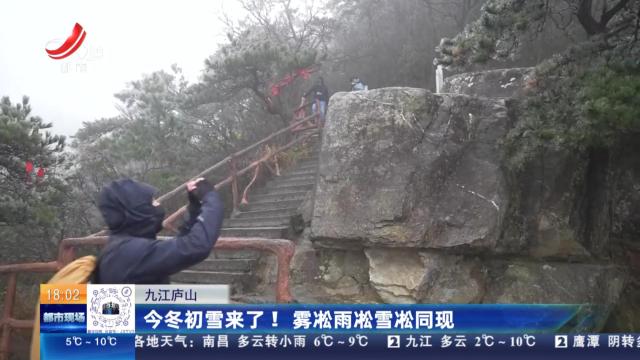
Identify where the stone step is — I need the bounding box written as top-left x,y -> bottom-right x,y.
191,258 -> 256,272
220,226 -> 288,238
226,219 -> 289,229
275,172 -> 316,182
293,158 -> 319,166
252,188 -> 311,200
230,212 -> 292,222
226,218 -> 290,228
245,198 -> 305,211
230,294 -> 275,304
233,207 -> 298,219
276,173 -> 317,182
251,190 -> 308,202
261,182 -> 315,194
171,270 -> 253,285
281,168 -> 318,177
210,249 -> 261,259
266,178 -> 317,189
225,217 -> 290,228
295,162 -> 319,170
297,155 -> 320,163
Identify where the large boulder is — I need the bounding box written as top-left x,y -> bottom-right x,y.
501,146 -> 593,258
483,261 -> 625,305
364,249 -> 426,303
316,248 -> 380,302
442,67 -> 535,98
364,247 -> 625,318
416,253 -> 485,304
297,67 -> 638,330
311,88 -> 509,251
365,249 -> 485,304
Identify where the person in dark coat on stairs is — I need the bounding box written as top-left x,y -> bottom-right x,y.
93,177 -> 224,284
302,76 -> 329,126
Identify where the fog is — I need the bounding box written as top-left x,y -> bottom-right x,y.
0,0 -> 242,136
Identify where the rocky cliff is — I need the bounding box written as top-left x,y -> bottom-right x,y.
291,68 -> 639,331
441,67 -> 535,98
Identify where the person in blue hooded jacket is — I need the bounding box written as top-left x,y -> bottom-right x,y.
93,177 -> 224,284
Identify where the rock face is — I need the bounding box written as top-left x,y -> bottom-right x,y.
312,87 -> 509,252
365,249 -> 425,303
305,77 -> 638,330
365,249 -> 485,304
364,247 -> 624,318
441,67 -> 535,98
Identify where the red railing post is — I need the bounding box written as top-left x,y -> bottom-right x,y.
0,273 -> 17,360
57,243 -> 77,267
213,238 -> 295,303
274,243 -> 295,303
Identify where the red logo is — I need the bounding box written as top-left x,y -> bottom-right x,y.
45,23 -> 86,60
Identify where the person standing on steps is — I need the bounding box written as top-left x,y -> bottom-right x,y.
302,76 -> 330,127
93,177 -> 224,284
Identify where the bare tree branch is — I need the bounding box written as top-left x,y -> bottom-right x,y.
601,0 -> 631,25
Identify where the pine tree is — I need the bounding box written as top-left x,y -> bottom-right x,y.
435,0 -> 638,68
0,96 -> 67,262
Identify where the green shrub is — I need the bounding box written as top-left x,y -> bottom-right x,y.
579,64 -> 640,146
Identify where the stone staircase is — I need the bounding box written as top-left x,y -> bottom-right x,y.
171,137 -> 320,294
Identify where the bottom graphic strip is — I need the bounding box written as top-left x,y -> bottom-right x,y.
40,333 -> 640,359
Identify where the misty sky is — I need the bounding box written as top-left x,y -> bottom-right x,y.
0,0 -> 244,137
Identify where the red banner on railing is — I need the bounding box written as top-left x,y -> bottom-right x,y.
269,66 -> 317,97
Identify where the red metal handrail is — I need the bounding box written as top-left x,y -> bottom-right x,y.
0,235 -> 295,360
88,112 -> 319,237
159,113 -> 318,206
55,235 -> 295,303
291,100 -> 322,132
163,128 -> 318,231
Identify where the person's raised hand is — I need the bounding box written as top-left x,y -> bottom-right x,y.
187,178 -> 214,204
187,178 -> 204,192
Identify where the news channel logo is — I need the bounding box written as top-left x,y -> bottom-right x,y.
44,22 -> 103,73
87,285 -> 135,333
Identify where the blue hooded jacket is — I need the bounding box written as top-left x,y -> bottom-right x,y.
94,178 -> 224,284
